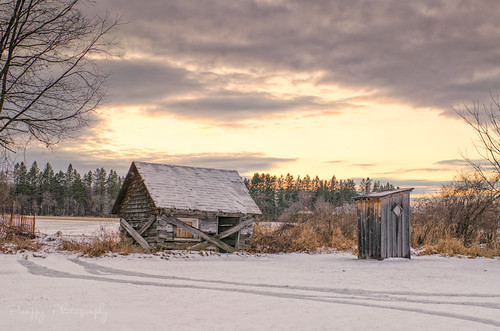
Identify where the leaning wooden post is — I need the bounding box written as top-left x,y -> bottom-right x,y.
33,214 -> 36,235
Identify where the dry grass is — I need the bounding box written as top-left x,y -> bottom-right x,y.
0,224 -> 41,253
417,238 -> 500,258
251,204 -> 357,253
60,229 -> 145,257
411,197 -> 500,258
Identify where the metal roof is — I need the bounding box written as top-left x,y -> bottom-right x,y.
124,161 -> 262,215
353,188 -> 414,200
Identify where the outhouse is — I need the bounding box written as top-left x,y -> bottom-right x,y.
353,188 -> 413,260
112,161 -> 262,252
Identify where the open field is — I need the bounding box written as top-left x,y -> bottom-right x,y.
35,216 -> 120,222
35,218 -> 119,240
1,252 -> 499,330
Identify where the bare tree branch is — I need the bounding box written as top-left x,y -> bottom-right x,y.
0,0 -> 119,155
455,93 -> 500,186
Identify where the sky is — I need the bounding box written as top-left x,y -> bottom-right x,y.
17,0 -> 500,195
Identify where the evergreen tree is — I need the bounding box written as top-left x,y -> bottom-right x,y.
13,162 -> 29,213
27,161 -> 41,214
53,170 -> 66,215
0,171 -> 11,215
82,170 -> 93,215
93,167 -> 108,216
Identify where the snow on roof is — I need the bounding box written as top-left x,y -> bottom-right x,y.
353,188 -> 414,200
132,161 -> 262,215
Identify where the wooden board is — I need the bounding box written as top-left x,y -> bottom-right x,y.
120,218 -> 151,251
159,216 -> 235,253
189,218 -> 254,251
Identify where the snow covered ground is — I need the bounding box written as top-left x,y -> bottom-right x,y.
1,251 -> 499,330
35,218 -> 119,239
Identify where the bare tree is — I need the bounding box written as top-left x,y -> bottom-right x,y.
455,93 -> 500,194
0,0 -> 118,155
453,93 -> 500,246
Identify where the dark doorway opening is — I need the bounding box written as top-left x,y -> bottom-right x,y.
218,217 -> 239,251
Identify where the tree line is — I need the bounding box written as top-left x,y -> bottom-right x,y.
0,162 -> 397,219
0,161 -> 123,217
245,173 -> 394,221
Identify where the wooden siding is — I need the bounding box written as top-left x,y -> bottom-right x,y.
356,191 -> 411,260
118,173 -> 158,244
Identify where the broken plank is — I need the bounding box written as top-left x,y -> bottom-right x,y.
189,218 -> 254,251
120,218 -> 151,252
138,215 -> 157,235
160,216 -> 235,253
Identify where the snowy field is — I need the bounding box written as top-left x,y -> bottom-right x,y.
1,251 -> 499,330
35,218 -> 119,239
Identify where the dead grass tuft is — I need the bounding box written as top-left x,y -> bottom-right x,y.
0,224 -> 40,253
60,229 -> 145,257
417,238 -> 500,258
251,204 -> 357,253
411,196 -> 500,258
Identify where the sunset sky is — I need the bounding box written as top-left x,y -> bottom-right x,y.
19,0 -> 500,195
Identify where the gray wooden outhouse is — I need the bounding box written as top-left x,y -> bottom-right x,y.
112,161 -> 262,252
353,188 -> 413,260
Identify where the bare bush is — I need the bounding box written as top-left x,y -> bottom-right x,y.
251,203 -> 357,253
411,176 -> 500,257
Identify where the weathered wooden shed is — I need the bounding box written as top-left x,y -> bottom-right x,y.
112,161 -> 262,252
353,188 -> 414,260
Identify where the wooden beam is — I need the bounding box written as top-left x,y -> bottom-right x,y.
160,216 -> 235,253
138,215 -> 157,235
120,218 -> 151,252
189,218 -> 254,251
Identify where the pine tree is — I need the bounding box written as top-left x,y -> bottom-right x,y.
13,162 -> 29,213
93,167 -> 108,216
0,171 -> 11,215
82,170 -> 93,215
39,163 -> 56,215
27,161 -> 41,214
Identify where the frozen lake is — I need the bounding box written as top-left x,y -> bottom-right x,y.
35,218 -> 120,239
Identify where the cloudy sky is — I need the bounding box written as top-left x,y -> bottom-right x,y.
20,0 -> 500,194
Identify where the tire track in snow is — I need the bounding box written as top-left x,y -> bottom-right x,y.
18,258 -> 500,328
71,258 -> 500,306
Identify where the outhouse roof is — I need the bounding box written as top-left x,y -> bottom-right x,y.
353,188 -> 414,200
113,161 -> 262,215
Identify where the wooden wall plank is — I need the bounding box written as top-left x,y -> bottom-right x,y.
404,192 -> 411,258
376,201 -> 381,259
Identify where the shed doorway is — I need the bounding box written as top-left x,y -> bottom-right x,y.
218,217 -> 239,250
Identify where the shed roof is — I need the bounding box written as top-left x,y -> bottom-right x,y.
113,161 -> 262,215
353,188 -> 414,200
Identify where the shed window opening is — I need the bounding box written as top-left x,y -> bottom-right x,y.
176,218 -> 200,239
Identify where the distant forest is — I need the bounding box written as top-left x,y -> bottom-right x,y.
0,162 -> 124,217
244,173 -> 394,221
0,162 -> 395,218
